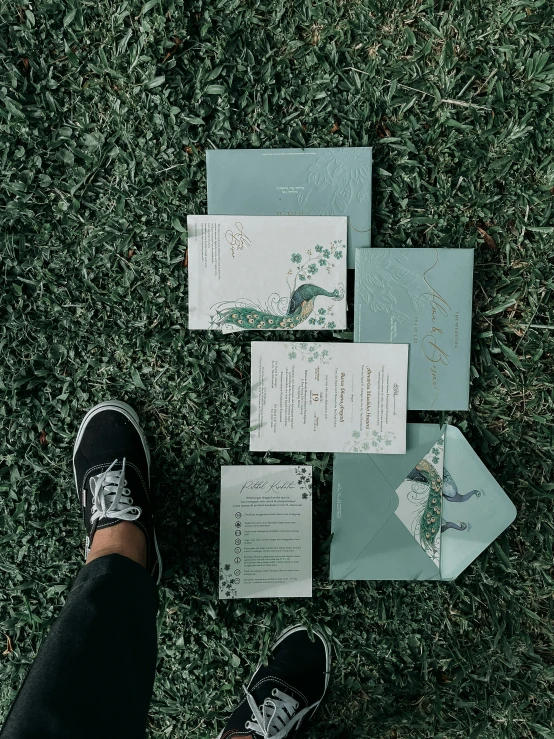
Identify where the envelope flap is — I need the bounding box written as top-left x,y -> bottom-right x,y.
440,425 -> 517,580
369,423 -> 445,488
340,515 -> 442,581
330,453 -> 398,580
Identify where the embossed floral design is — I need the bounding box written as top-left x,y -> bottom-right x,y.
297,149 -> 372,214
357,249 -> 437,323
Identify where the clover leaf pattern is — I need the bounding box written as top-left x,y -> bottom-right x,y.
295,466 -> 312,499
344,429 -> 397,453
308,305 -> 337,330
287,342 -> 331,365
219,565 -> 238,599
289,240 -> 345,292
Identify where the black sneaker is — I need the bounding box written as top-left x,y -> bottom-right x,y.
72,400 -> 162,583
219,625 -> 331,739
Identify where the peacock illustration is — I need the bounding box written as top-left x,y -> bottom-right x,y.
408,464 -> 484,540
443,468 -> 482,502
406,457 -> 443,555
408,466 -> 483,503
441,520 -> 470,533
211,283 -> 344,330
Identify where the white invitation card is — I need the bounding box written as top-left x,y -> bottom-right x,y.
250,342 -> 408,453
187,215 -> 347,331
219,465 -> 312,599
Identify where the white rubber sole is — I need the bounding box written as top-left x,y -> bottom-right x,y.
215,624 -> 331,738
73,400 -> 162,584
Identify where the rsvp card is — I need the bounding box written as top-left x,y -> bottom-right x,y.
188,215 -> 347,331
250,342 -> 408,453
219,465 -> 312,599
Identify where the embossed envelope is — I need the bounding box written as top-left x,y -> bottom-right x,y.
354,248 -> 474,410
207,147 -> 372,268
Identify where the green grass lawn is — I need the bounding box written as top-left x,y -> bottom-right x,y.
1,0 -> 553,736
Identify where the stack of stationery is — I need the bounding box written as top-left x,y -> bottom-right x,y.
185,145 -> 516,597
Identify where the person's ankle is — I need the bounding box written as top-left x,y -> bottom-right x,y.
86,521 -> 147,568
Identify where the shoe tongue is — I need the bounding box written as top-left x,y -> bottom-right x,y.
251,676 -> 306,709
222,680 -> 304,739
248,679 -> 306,725
90,463 -> 123,488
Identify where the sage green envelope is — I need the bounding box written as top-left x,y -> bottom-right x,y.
330,424 -> 516,581
207,147 -> 372,268
354,248 -> 474,411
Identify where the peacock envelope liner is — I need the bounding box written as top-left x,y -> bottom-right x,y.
330,423 -> 517,581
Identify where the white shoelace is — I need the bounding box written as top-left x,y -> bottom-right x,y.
244,686 -> 318,739
85,458 -> 141,556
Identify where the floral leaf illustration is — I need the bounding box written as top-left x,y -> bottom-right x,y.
332,182 -> 353,214
300,150 -> 373,213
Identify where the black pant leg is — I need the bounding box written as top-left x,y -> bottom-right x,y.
1,554 -> 158,739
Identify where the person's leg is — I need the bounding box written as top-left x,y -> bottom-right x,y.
1,401 -> 162,739
219,625 -> 331,739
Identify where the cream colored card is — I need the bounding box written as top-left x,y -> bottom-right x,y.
219,465 -> 312,599
250,341 -> 408,453
187,215 -> 347,331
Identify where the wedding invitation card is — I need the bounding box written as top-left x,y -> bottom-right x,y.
354,248 -> 474,410
250,341 -> 408,453
187,215 -> 347,330
206,147 -> 373,268
219,465 -> 312,599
